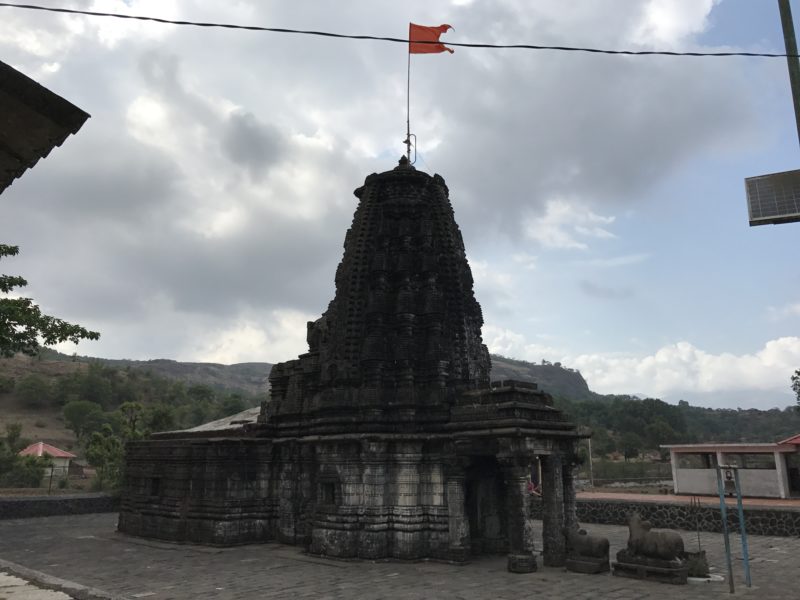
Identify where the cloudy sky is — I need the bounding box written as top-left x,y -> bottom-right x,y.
1,0 -> 798,409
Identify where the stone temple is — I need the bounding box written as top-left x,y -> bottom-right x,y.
119,158 -> 585,571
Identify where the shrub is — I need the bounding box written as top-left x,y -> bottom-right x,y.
0,375 -> 14,393
0,455 -> 47,487
15,374 -> 54,408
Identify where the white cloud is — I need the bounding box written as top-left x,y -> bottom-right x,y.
195,309 -> 314,364
767,302 -> 800,321
470,258 -> 514,290
629,0 -> 719,47
512,253 -> 537,270
576,253 -> 650,268
483,324 -> 561,361
87,1 -> 179,48
570,337 -> 800,402
523,199 -> 616,250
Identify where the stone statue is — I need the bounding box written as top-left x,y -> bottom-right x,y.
624,513 -> 684,561
564,524 -> 610,574
612,512 -> 688,584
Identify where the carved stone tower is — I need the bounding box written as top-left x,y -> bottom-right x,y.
263,157 -> 491,436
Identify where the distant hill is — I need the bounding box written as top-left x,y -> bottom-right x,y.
38,351 -> 272,397
3,351 -> 798,452
5,351 -> 596,403
489,355 -> 601,402
92,358 -> 272,397
76,353 -> 596,402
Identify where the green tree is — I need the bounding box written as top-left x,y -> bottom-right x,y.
143,403 -> 176,434
187,384 -> 216,404
63,399 -> 104,441
0,423 -> 46,488
0,454 -> 47,487
590,428 -> 616,457
0,244 -> 99,358
117,402 -> 144,439
620,432 -> 643,462
3,422 -> 24,453
14,373 -> 53,408
217,393 -> 246,419
82,363 -> 113,409
643,418 -> 678,451
85,424 -> 124,490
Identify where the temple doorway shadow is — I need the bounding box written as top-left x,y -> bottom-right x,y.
465,456 -> 508,556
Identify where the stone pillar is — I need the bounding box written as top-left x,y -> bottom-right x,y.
541,453 -> 566,567
775,451 -> 790,499
445,471 -> 470,562
669,450 -> 680,494
502,460 -> 537,573
562,461 -> 577,532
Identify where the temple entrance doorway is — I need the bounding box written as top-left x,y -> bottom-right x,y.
464,456 -> 508,555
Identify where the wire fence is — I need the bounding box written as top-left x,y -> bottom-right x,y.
578,460 -> 673,486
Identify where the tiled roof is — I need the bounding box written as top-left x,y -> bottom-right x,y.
18,441 -> 76,459
777,433 -> 800,445
0,60 -> 89,195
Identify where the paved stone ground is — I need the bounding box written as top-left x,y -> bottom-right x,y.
0,572 -> 73,600
0,514 -> 798,599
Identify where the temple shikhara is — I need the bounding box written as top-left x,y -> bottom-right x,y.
119,158 -> 585,572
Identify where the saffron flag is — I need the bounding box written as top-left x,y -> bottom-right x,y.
409,23 -> 454,54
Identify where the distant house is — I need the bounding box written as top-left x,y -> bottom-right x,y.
662,434 -> 800,499
18,442 -> 76,479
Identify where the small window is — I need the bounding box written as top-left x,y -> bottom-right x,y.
677,453 -> 716,469
321,482 -> 336,505
727,453 -> 776,470
150,477 -> 161,497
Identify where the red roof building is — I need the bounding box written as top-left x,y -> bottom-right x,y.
778,433 -> 800,446
18,442 -> 76,459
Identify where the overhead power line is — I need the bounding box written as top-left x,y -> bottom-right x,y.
0,2 -> 797,58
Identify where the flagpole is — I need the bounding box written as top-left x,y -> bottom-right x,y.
406,47 -> 412,161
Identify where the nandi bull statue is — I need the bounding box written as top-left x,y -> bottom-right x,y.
612,512 -> 688,585
564,523 -> 610,574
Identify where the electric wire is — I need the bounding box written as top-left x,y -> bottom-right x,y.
0,2 -> 797,58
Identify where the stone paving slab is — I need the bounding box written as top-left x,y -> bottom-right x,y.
0,572 -> 73,600
1,514 -> 798,599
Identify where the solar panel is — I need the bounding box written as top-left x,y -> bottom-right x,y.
745,168 -> 800,226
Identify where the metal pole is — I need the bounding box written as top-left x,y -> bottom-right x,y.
778,0 -> 800,147
715,466 -> 735,594
732,469 -> 752,588
405,49 -> 412,160
587,438 -> 594,488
